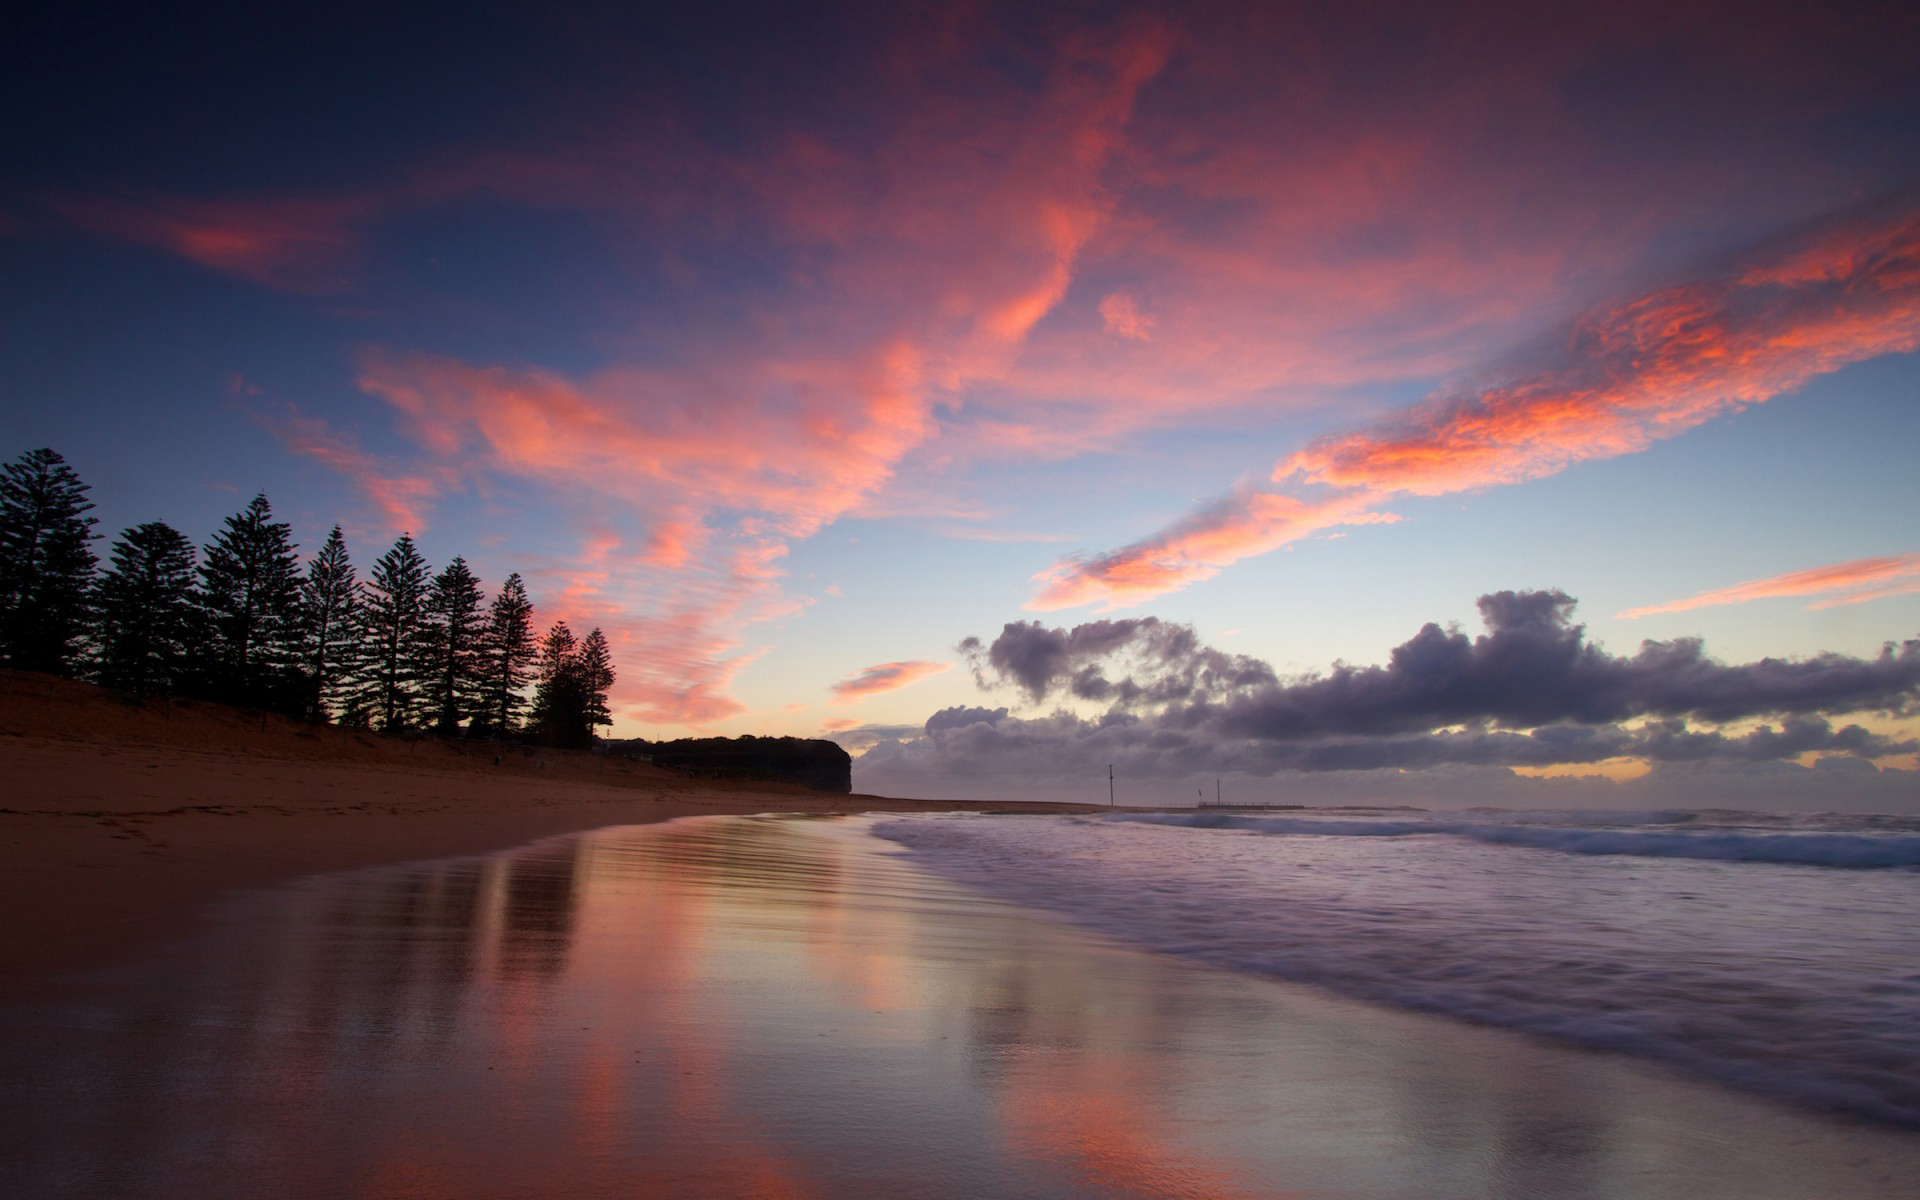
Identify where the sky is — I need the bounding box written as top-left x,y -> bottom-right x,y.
3,0 -> 1917,810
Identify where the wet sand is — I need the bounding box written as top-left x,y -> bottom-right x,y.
0,670 -> 1093,999
4,814 -> 1917,1199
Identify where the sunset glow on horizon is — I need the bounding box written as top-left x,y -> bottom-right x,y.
5,0 -> 1917,808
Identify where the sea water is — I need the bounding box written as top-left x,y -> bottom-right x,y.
873,807 -> 1920,1127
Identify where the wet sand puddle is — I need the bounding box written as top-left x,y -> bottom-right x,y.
2,814 -> 1916,1199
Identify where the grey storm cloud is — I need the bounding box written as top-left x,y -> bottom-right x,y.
971,590 -> 1920,735
960,617 -> 1275,707
923,705 -> 1009,734
853,591 -> 1920,784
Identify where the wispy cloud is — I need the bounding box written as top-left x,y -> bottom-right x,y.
829,660 -> 953,706
1033,201 -> 1920,610
254,401 -> 443,535
1620,553 -> 1920,619
52,192 -> 375,292
1098,292 -> 1154,340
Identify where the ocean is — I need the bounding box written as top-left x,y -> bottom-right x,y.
874,807 -> 1920,1128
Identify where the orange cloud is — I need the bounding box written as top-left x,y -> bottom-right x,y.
828,660 -> 953,706
551,583 -> 769,728
52,192 -> 374,292
1619,553 -> 1920,619
1281,210 -> 1920,496
1809,580 -> 1920,610
1031,492 -> 1381,611
357,342 -> 936,538
310,26 -> 1174,727
259,404 -> 441,534
1098,292 -> 1154,340
1035,202 -> 1920,609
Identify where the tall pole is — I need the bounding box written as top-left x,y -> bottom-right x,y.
1108,764 -> 1115,808
1216,778 -> 1221,805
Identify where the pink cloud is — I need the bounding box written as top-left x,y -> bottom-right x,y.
322,26 -> 1173,726
356,344 -> 936,541
1620,554 -> 1920,619
1098,292 -> 1154,340
58,10 -> 1918,721
1034,202 -> 1920,609
829,660 -> 953,705
1282,211 -> 1920,497
1810,581 -> 1920,610
52,192 -> 375,292
258,404 -> 441,534
535,563 -> 774,728
1031,491 -> 1381,611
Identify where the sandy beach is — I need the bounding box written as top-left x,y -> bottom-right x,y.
0,670 -> 1093,998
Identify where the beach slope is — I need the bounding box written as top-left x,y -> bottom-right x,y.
0,670 -> 1090,995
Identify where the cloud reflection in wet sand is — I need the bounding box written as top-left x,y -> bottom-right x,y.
1,816 -> 1917,1199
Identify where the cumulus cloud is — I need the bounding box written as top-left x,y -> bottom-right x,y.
857,591 -> 1920,794
923,705 -> 1009,733
961,617 -> 1275,706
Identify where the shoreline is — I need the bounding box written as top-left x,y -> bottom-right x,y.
10,812 -> 1918,1198
0,672 -> 1097,1000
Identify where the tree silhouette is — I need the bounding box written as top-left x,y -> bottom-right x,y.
527,622 -> 619,746
0,447 -> 624,746
195,494 -> 302,708
480,571 -> 536,735
577,627 -> 616,736
530,620 -> 589,747
359,534 -> 431,731
92,522 -> 197,693
300,525 -> 359,719
0,448 -> 98,674
424,555 -> 485,734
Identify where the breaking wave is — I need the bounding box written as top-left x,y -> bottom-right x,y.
1110,811 -> 1920,868
872,807 -> 1920,1127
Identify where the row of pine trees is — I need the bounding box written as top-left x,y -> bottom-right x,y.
0,448 -> 615,747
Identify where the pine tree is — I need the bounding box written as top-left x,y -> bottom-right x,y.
92,522 -> 197,693
530,620 -> 589,747
300,526 -> 359,719
195,494 -> 302,708
0,448 -> 99,674
479,571 -> 535,736
357,534 -> 431,731
424,555 -> 485,735
577,627 -> 616,737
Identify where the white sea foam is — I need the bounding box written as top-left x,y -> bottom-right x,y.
1110,810 -> 1920,868
873,807 -> 1920,1127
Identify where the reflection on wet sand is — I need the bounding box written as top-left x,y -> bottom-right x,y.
2,815 -> 1917,1199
